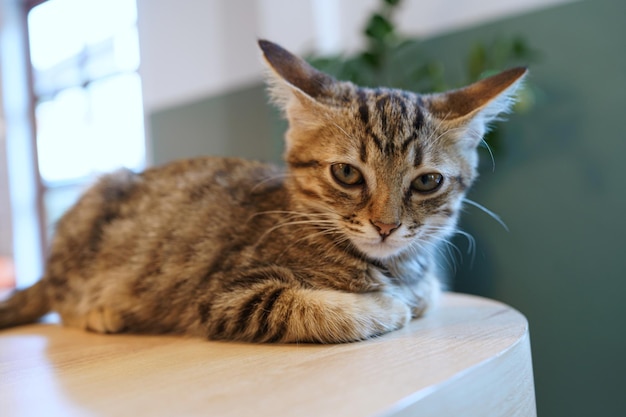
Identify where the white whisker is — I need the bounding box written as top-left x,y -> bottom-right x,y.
453,229 -> 476,256
331,121 -> 355,141
463,199 -> 509,232
250,173 -> 287,193
249,210 -> 334,220
480,137 -> 496,172
275,226 -> 348,262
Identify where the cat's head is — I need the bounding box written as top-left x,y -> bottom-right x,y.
259,40 -> 527,260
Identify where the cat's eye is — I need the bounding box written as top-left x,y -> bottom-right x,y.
330,163 -> 364,187
412,173 -> 444,193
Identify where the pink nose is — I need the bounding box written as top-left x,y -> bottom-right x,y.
370,220 -> 401,237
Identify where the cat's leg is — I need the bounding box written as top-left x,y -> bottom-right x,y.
406,270 -> 442,318
205,284 -> 411,343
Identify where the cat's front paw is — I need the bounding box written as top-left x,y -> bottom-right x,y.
285,290 -> 411,343
362,293 -> 412,338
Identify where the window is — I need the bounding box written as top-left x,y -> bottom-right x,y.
0,0 -> 145,288
27,0 -> 145,236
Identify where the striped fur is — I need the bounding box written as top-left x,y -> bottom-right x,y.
0,41 -> 526,343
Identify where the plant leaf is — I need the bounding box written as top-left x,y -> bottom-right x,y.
364,14 -> 394,42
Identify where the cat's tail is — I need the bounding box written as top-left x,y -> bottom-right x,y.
0,279 -> 51,329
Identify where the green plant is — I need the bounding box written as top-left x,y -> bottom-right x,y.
307,0 -> 538,154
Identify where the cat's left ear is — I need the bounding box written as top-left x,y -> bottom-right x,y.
425,67 -> 528,143
258,39 -> 337,111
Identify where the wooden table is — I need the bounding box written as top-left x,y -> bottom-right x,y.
0,293 -> 536,417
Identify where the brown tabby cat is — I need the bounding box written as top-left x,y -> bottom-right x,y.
0,40 -> 526,343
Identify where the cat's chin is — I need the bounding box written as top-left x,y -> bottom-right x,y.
351,239 -> 408,260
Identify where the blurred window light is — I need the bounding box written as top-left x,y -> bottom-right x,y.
27,0 -> 145,186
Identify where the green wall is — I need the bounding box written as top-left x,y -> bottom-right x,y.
150,84 -> 285,165
429,2 -> 626,416
149,1 -> 626,415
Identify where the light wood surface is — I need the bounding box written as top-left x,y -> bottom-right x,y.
0,293 -> 536,417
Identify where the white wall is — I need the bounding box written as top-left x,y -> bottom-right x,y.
137,0 -> 572,113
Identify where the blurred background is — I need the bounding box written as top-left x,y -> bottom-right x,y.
0,0 -> 624,415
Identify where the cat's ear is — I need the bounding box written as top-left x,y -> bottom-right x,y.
425,67 -> 528,144
258,39 -> 336,111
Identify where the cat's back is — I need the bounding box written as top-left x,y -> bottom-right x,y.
48,156 -> 287,275
139,156 -> 284,205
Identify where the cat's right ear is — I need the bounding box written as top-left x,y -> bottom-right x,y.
258,39 -> 336,110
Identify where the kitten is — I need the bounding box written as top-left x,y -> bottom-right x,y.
0,40 -> 526,343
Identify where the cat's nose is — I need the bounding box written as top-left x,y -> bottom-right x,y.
370,220 -> 401,238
